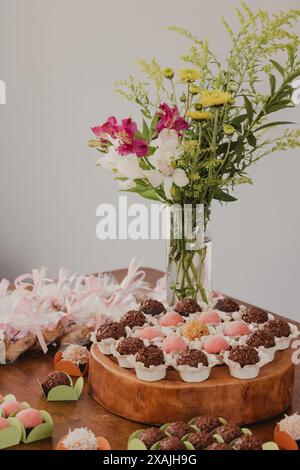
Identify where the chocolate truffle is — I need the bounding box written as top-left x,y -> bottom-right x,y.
96,320 -> 125,341
214,424 -> 242,444
194,416 -> 222,433
116,337 -> 145,356
166,421 -> 192,439
139,427 -> 166,449
214,297 -> 239,313
174,298 -> 202,316
159,437 -> 186,450
42,371 -> 71,396
234,435 -> 263,450
187,432 -> 214,450
120,310 -> 146,329
242,307 -> 268,324
246,331 -> 275,349
264,319 -> 291,338
228,345 -> 259,367
182,320 -> 209,341
140,299 -> 166,316
206,442 -> 232,450
177,348 -> 209,368
62,344 -> 89,365
135,345 -> 164,368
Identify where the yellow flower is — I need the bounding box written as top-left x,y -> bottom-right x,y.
88,139 -> 100,148
163,67 -> 174,79
223,124 -> 235,135
198,89 -> 234,107
186,111 -> 213,121
189,85 -> 201,95
178,68 -> 201,83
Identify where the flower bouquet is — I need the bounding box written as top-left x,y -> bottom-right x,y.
89,2 -> 300,305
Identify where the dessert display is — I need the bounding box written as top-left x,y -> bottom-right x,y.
128,414 -> 279,450
274,413 -> 300,450
41,371 -> 84,401
54,344 -> 89,376
56,427 -> 110,450
88,295 -> 299,385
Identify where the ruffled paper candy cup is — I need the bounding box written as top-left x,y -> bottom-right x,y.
0,417 -> 23,449
54,351 -> 89,377
19,410 -> 54,444
40,376 -> 84,401
174,363 -> 214,383
223,350 -> 269,380
134,362 -> 166,382
274,424 -> 299,450
56,435 -> 110,450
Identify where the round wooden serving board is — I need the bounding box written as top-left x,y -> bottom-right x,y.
88,343 -> 295,425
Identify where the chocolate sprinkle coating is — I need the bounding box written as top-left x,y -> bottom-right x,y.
214,297 -> 239,313
139,427 -> 166,449
194,416 -> 222,433
136,345 -> 164,368
187,432 -> 214,450
42,371 -> 71,396
214,424 -> 242,444
140,299 -> 166,316
120,310 -> 146,329
174,298 -> 202,316
159,437 -> 186,450
263,319 -> 291,338
234,435 -> 263,450
116,337 -> 145,356
246,331 -> 275,349
228,345 -> 259,367
177,348 -> 208,368
206,442 -> 232,450
166,421 -> 192,439
242,307 -> 268,324
96,320 -> 125,341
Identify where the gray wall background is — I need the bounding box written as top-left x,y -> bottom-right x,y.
0,0 -> 299,319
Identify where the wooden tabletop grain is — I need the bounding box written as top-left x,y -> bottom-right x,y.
1,268 -> 299,451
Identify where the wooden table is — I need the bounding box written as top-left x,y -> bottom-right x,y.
1,268 -> 299,450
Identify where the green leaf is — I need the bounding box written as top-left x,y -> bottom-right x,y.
254,121 -> 295,133
142,119 -> 150,142
231,114 -> 248,125
243,95 -> 254,123
269,75 -> 276,94
214,189 -> 237,202
247,133 -> 257,147
235,137 -> 244,162
270,60 -> 285,77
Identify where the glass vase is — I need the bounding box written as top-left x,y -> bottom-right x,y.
166,203 -> 212,306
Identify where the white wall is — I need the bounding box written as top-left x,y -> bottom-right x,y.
0,0 -> 299,319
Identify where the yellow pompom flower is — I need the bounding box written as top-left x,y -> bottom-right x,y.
163,67 -> 174,79
189,85 -> 201,95
186,111 -> 213,121
198,89 -> 234,107
223,124 -> 235,135
178,68 -> 201,83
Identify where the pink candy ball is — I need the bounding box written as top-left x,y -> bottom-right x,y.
159,311 -> 184,327
136,326 -> 165,340
16,408 -> 43,429
162,335 -> 187,353
0,400 -> 23,417
199,310 -> 221,325
203,335 -> 230,354
0,417 -> 9,430
224,321 -> 249,337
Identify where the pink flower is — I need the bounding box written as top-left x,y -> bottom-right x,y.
91,116 -> 119,139
116,118 -> 148,157
156,103 -> 189,134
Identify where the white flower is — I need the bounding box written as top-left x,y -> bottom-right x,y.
146,128 -> 188,199
97,148 -> 144,189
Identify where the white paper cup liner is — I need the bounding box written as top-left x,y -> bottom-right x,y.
223,350 -> 269,380
135,363 -> 166,382
97,338 -> 117,355
177,366 -> 211,382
